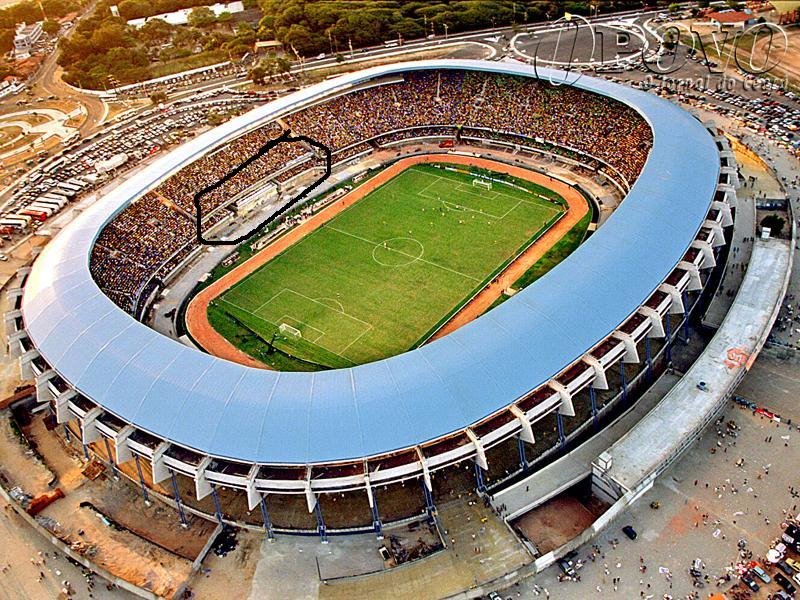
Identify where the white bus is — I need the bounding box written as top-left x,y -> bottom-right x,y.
67,177 -> 88,189
34,198 -> 63,211
27,203 -> 56,216
56,181 -> 80,195
42,191 -> 68,203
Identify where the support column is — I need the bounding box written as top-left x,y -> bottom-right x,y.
665,314 -> 673,365
517,435 -> 527,468
81,443 -> 89,460
133,453 -> 151,505
366,482 -> 383,540
169,470 -> 189,528
589,384 -> 598,431
465,428 -> 488,471
313,502 -> 328,543
102,436 -> 118,478
63,424 -> 71,443
645,337 -> 653,382
259,495 -> 275,541
681,291 -> 690,343
474,461 -> 486,493
210,484 -> 224,525
421,478 -> 436,523
556,412 -> 566,448
619,361 -> 628,404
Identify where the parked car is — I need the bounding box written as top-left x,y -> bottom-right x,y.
557,558 -> 576,577
787,557 -> 800,572
741,572 -> 760,592
775,572 -> 797,595
751,564 -> 771,583
622,525 -> 637,540
778,561 -> 795,576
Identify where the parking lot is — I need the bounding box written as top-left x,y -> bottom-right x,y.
506,349 -> 800,600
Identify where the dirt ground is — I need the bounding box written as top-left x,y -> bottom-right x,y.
186,529 -> 265,599
513,494 -> 606,554
186,154 -> 588,368
2,412 -> 198,598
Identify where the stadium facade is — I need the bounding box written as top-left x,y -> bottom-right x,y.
8,60 -> 735,534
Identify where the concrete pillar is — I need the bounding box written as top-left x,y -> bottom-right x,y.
584,355 -> 609,390
550,380 -> 574,417
113,425 -> 135,465
35,369 -> 56,404
677,261 -> 702,291
19,349 -> 40,380
246,464 -> 260,511
659,283 -> 685,314
639,306 -> 665,338
4,309 -> 22,338
151,442 -> 171,485
304,476 -> 317,514
80,407 -> 102,445
611,330 -> 639,363
416,447 -> 433,493
194,456 -> 213,501
465,428 -> 488,471
365,474 -> 383,540
54,389 -> 76,423
691,239 -> 716,269
704,219 -> 725,247
711,199 -> 734,227
509,404 -> 535,444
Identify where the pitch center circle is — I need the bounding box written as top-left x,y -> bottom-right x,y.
372,237 -> 424,267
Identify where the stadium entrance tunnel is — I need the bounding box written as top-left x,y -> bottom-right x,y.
194,130 -> 332,245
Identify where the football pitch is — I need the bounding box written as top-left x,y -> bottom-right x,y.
209,163 -> 565,369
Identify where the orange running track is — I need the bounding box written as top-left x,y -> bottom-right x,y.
185,154 -> 588,368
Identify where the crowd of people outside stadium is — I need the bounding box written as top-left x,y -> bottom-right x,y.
91,70 -> 653,313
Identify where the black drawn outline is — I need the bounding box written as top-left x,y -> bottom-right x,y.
194,130 -> 332,245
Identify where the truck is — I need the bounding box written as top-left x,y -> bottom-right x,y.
19,209 -> 48,222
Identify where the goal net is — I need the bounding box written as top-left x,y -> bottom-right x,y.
472,179 -> 492,191
279,323 -> 302,339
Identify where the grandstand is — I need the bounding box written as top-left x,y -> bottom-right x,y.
88,68 -> 652,317
9,60 -> 733,535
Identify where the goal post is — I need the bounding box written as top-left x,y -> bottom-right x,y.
279,322 -> 302,339
472,178 -> 492,191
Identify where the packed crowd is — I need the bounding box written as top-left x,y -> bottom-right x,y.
91,69 -> 653,314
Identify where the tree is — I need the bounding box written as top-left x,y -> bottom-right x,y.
668,3 -> 680,13
249,65 -> 266,84
188,6 -> 216,28
42,20 -> 60,36
139,18 -> 173,44
150,90 -> 168,104
761,214 -> 785,237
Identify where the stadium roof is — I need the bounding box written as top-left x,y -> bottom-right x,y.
22,60 -> 720,465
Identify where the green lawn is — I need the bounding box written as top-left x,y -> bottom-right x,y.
209,163 -> 565,369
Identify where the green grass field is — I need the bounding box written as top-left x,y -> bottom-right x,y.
208,163 -> 565,369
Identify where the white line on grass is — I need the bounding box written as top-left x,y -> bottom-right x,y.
326,226 -> 482,283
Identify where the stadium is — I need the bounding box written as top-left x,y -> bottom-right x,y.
9,59 -> 735,537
